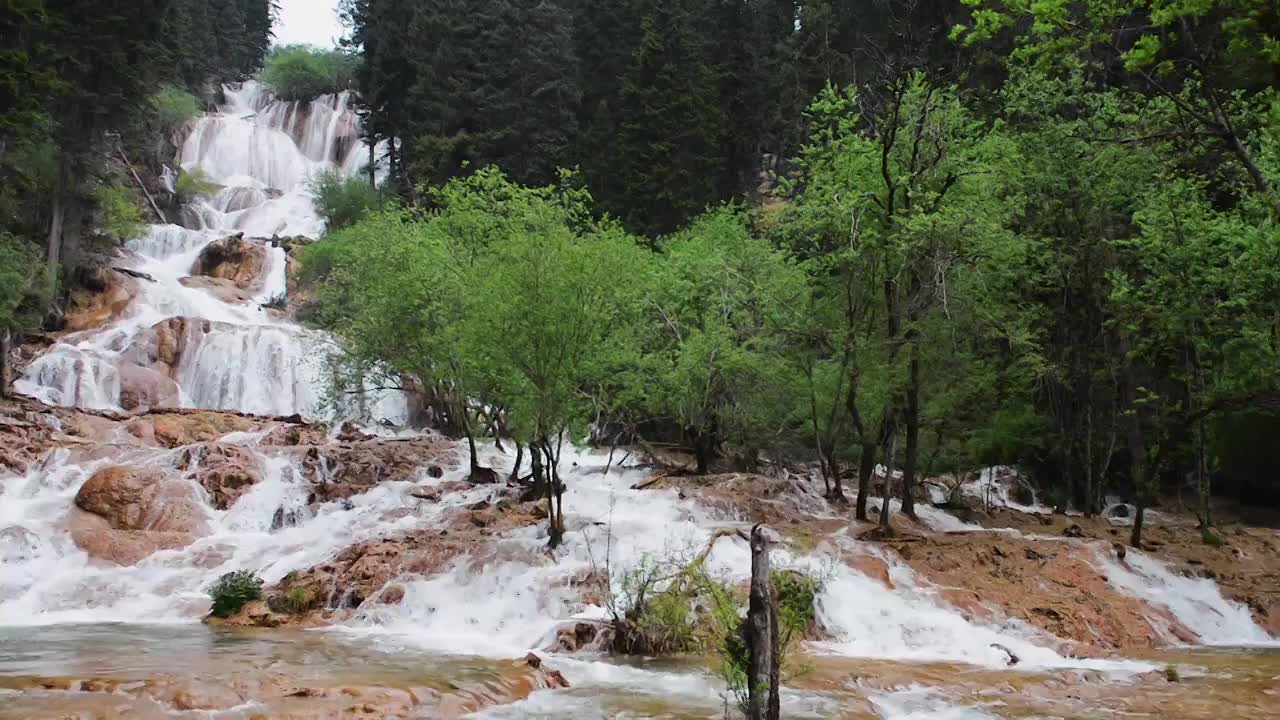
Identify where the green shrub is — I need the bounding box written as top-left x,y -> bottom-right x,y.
175,167 -> 220,199
309,169 -> 382,232
150,85 -> 202,135
0,233 -> 44,331
262,45 -> 359,101
94,184 -> 146,240
208,571 -> 264,618
610,555 -> 730,656
1164,664 -> 1181,682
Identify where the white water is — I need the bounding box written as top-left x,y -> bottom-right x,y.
1,77 -> 1274,718
1094,546 -> 1277,646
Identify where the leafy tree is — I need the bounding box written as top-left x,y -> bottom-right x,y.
308,168 -> 383,231
633,208 -> 806,474
262,45 -> 359,101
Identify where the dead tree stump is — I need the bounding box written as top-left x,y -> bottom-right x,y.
747,523 -> 780,720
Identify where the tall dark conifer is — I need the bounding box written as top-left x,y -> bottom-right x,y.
614,0 -> 726,236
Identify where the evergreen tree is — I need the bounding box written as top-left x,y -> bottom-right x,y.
614,0 -> 727,236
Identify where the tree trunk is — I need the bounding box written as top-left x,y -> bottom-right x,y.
855,440 -> 875,521
879,416 -> 897,532
367,140 -> 376,189
825,446 -> 842,501
1130,491 -> 1146,549
746,525 -> 780,720
0,327 -> 10,398
465,428 -> 480,477
901,349 -> 920,519
46,173 -> 66,289
1197,419 -> 1211,529
510,442 -> 524,484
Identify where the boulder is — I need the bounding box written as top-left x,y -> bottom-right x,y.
69,509 -> 199,566
190,233 -> 267,290
74,465 -> 209,534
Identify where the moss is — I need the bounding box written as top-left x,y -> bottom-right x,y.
1164,664 -> 1181,682
1201,528 -> 1224,546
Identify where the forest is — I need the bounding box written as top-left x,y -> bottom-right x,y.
4,0 -> 1280,550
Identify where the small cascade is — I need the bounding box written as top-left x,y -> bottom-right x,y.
812,548 -> 1147,671
1094,546 -> 1275,645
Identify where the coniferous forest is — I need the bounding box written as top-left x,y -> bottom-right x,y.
4,0 -> 1280,550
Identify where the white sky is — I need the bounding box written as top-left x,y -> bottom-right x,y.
274,0 -> 343,48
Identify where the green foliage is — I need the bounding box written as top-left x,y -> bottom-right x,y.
609,553 -> 736,656
208,571 -> 263,618
1164,664 -> 1182,683
150,84 -> 201,135
93,184 -> 146,241
262,45 -> 359,101
0,234 -> 43,331
1200,528 -> 1224,546
175,167 -> 220,199
308,169 -> 382,232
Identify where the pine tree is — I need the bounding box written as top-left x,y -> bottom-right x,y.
614,0 -> 727,236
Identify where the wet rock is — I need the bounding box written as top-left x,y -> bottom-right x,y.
294,437 -> 458,504
1063,524 -> 1085,538
146,411 -> 260,448
190,232 -> 267,290
548,621 -> 612,653
117,363 -> 182,412
179,275 -> 254,304
184,443 -> 263,510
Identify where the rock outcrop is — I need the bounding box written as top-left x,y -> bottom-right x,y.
293,437 -> 457,504
62,267 -> 139,332
190,233 -> 267,290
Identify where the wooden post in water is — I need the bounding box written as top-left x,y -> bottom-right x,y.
747,524 -> 780,720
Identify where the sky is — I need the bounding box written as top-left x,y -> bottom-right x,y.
274,0 -> 343,48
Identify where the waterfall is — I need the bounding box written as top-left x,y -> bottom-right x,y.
15,81 -> 405,424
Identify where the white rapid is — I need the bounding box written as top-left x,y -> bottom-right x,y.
15,81 -> 403,422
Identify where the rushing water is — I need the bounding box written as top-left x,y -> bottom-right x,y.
1,81 -> 1276,718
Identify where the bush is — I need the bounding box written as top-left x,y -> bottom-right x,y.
0,233 -> 44,331
175,167 -> 220,199
94,184 -> 146,240
610,555 -> 730,656
150,85 -> 202,135
262,45 -> 359,101
309,169 -> 382,232
208,571 -> 264,618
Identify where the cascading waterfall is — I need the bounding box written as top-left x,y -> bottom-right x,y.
1,78 -> 1275,719
15,81 -> 405,422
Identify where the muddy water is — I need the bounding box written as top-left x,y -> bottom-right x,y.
2,624 -> 1275,718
